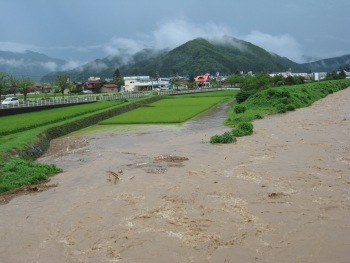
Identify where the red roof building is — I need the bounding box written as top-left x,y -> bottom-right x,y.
194,74 -> 211,88
195,75 -> 210,82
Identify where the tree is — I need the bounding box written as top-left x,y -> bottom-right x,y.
285,75 -> 296,85
0,72 -> 10,100
254,73 -> 270,89
8,75 -> 19,96
226,73 -> 243,87
113,68 -> 124,88
18,77 -> 34,101
338,69 -> 346,79
187,73 -> 196,89
54,74 -> 70,98
272,74 -> 285,86
241,74 -> 256,90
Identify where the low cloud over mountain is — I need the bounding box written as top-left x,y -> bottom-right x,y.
0,50 -> 76,81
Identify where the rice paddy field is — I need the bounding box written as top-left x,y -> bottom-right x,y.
99,90 -> 237,124
0,101 -> 124,136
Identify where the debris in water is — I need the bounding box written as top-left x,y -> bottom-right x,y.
106,170 -> 123,184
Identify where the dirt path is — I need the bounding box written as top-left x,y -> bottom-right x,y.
0,90 -> 349,263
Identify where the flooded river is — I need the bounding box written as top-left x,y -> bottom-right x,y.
0,92 -> 349,262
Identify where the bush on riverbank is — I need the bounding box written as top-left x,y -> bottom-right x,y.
210,79 -> 350,144
210,131 -> 237,144
0,159 -> 62,193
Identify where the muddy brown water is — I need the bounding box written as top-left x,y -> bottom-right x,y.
0,91 -> 350,263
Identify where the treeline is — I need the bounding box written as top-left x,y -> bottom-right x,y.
225,72 -> 306,91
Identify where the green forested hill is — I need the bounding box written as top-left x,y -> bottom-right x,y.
301,54 -> 350,72
41,37 -> 307,82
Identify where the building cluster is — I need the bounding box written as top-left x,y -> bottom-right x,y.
83,74 -> 214,93
49,69 -> 350,95
268,69 -> 328,81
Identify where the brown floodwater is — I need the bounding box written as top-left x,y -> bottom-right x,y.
0,91 -> 349,263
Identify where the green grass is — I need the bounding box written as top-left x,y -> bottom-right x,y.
210,79 -> 350,143
226,79 -> 350,126
0,101 -> 124,136
0,97 -> 151,159
0,158 -> 62,193
100,91 -> 236,124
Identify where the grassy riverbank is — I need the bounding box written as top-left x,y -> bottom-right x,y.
210,79 -> 350,143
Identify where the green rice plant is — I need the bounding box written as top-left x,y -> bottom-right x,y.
0,101 -> 125,136
100,95 -> 231,124
179,90 -> 238,98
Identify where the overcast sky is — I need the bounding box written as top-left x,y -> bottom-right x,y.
1,0 -> 350,67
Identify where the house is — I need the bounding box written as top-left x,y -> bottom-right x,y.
101,83 -> 118,93
124,76 -> 170,92
85,79 -> 101,92
195,74 -> 211,88
345,70 -> 350,79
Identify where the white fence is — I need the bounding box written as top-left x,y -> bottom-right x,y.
0,88 -> 236,110
97,91 -> 153,101
0,96 -> 96,109
158,87 -> 228,95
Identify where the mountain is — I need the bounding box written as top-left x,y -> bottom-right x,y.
301,54 -> 350,72
118,37 -> 306,76
0,50 -> 67,81
42,37 -> 307,83
40,48 -> 166,83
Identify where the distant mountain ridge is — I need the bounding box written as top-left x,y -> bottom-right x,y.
0,50 -> 67,81
41,37 -> 308,82
1,37 -> 349,83
302,54 -> 350,72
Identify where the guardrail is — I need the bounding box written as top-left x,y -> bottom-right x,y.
0,96 -> 97,109
98,91 -> 153,101
158,87 -> 229,95
0,88 -> 238,110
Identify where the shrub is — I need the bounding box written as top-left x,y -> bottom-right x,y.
276,104 -> 287,113
232,122 -> 254,137
267,89 -> 276,97
0,158 -> 62,193
210,131 -> 236,144
255,113 -> 263,119
235,90 -> 257,103
234,105 -> 246,113
286,104 -> 295,111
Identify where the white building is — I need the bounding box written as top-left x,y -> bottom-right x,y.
345,70 -> 350,79
123,76 -> 170,92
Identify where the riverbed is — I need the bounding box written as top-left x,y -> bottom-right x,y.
0,89 -> 349,262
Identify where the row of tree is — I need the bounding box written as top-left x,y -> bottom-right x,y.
0,68 -> 126,100
225,72 -> 307,91
324,69 -> 348,80
0,72 -> 35,101
0,72 -> 75,100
